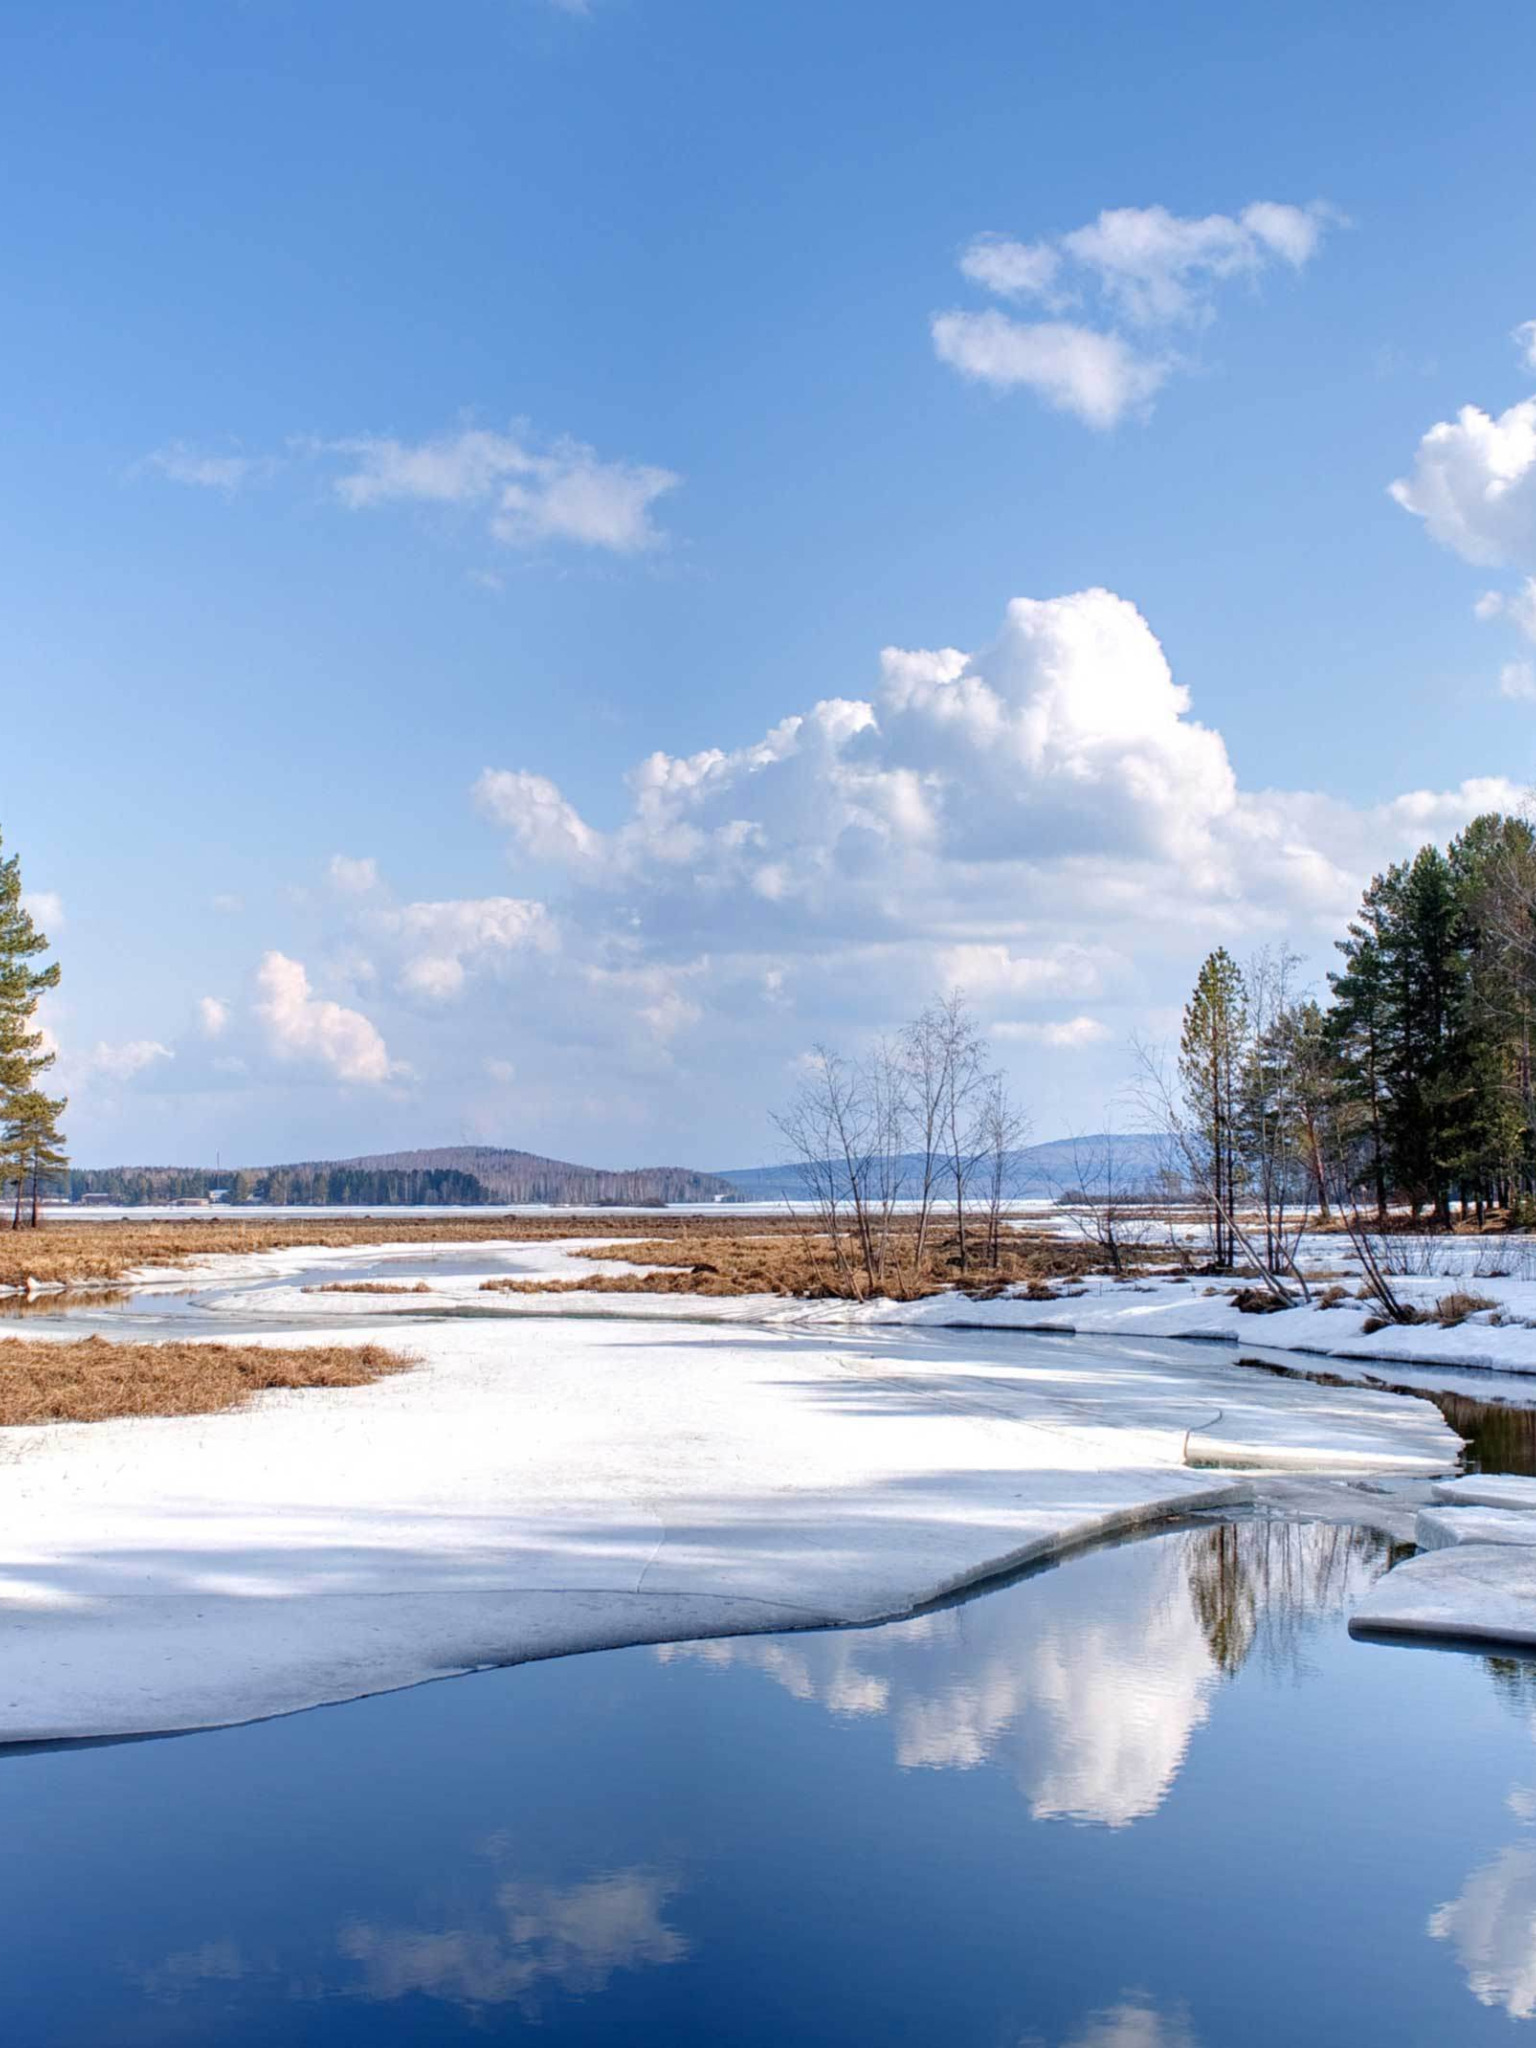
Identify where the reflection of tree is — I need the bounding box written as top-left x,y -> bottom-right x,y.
1181,1519 -> 1392,1680
1485,1654 -> 1536,1720
1433,1392 -> 1536,1478
1184,1525 -> 1258,1675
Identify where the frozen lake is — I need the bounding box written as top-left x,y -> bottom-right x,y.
7,1519 -> 1536,2045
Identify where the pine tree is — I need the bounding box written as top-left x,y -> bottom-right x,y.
1180,948 -> 1248,1266
0,832 -> 65,1227
2,1089 -> 68,1227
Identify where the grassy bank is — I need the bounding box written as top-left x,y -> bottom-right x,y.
0,1336 -> 415,1425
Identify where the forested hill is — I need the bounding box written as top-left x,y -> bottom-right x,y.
68,1146 -> 733,1207
330,1146 -> 732,1205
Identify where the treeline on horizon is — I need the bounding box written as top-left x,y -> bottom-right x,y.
68,1165 -> 488,1207
66,1148 -> 730,1208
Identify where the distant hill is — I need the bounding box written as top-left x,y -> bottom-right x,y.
325,1146 -> 732,1205
715,1133 -> 1172,1203
69,1145 -> 734,1207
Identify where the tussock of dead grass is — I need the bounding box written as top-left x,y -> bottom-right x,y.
1434,1290 -> 1498,1327
0,1336 -> 416,1427
7,1209 -> 1158,1305
480,1226 -> 1131,1301
304,1280 -> 431,1296
0,1213 -> 804,1293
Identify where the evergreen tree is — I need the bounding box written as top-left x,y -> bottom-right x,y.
3,1089 -> 68,1226
0,832 -> 65,1227
1380,847 -> 1469,1224
1179,948 -> 1248,1266
1328,872 -> 1397,1218
1449,812 -> 1536,1214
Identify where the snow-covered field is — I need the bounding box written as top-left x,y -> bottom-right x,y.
95,1219 -> 1536,1378
6,1225 -> 1536,1744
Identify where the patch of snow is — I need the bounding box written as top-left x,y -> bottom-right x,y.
0,1316 -> 1458,1743
1415,1507 -> 1536,1551
1433,1475 -> 1536,1510
1351,1543 -> 1536,1652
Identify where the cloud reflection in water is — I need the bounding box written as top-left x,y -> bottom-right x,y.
659,1520 -> 1390,1828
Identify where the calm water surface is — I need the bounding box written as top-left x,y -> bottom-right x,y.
5,1519 -> 1536,2046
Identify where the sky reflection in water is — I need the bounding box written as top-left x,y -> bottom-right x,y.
4,1519 -> 1535,2045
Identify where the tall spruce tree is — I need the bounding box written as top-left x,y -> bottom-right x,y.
0,831 -> 66,1226
1179,948 -> 1248,1266
1449,812 -> 1536,1214
1328,871 -> 1397,1219
1381,846 -> 1469,1224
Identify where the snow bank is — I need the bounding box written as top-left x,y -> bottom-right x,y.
1351,1544 -> 1536,1652
0,1316 -> 1458,1744
1415,1507 -> 1536,1551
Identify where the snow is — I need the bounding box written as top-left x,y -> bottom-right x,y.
124,1228 -> 1536,1380
1415,1507 -> 1536,1550
22,1218 -> 1536,1380
1433,1476 -> 1536,1511
1351,1544 -> 1536,1651
11,1220 -> 1536,1737
0,1312 -> 1460,1744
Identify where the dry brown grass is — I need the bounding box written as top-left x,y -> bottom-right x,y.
1434,1290 -> 1498,1327
5,1207 -> 1163,1306
0,1212 -> 802,1293
0,1336 -> 415,1426
479,1224 -> 1136,1302
304,1280 -> 431,1296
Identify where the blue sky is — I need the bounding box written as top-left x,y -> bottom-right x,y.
6,0 -> 1535,1168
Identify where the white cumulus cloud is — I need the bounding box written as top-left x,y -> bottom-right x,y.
97,583 -> 1518,1156
1393,361 -> 1536,694
254,951 -> 398,1084
1390,394 -> 1536,568
475,769 -> 605,864
390,896 -> 555,1000
197,997 -> 229,1038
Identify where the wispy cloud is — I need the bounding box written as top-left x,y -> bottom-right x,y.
140,443 -> 275,492
143,421 -> 681,557
935,201 -> 1339,427
326,425 -> 680,554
